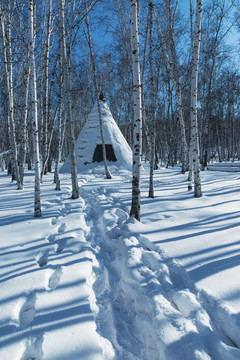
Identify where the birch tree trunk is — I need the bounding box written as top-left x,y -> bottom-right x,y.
188,0 -> 194,190
190,0 -> 202,198
41,104 -> 58,183
188,134 -> 193,190
148,0 -> 156,198
54,105 -> 63,190
130,0 -> 142,221
40,56 -> 58,182
54,48 -> 64,191
19,67 -> 30,186
29,0 -> 42,217
41,0 -> 52,177
85,1 -> 111,179
58,0 -> 79,199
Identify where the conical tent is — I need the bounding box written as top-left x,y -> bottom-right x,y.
60,100 -> 132,173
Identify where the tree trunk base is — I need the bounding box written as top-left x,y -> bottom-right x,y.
71,193 -> 79,199
148,191 -> 154,198
106,171 -> 112,179
34,210 -> 42,217
130,209 -> 140,222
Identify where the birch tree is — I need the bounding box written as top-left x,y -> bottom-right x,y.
190,0 -> 202,197
18,64 -> 30,187
54,106 -> 64,190
58,0 -> 79,199
54,47 -> 65,191
130,0 -> 142,221
85,1 -> 112,179
29,0 -> 41,217
148,0 -> 157,198
41,0 -> 52,177
188,0 -> 194,190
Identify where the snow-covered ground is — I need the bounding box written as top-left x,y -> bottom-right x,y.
1,164 -> 240,360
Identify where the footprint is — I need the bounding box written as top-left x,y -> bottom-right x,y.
35,250 -> 49,267
170,290 -> 201,317
141,251 -> 162,272
47,267 -> 62,290
47,234 -> 55,243
51,217 -> 58,225
65,203 -> 71,211
20,334 -> 44,360
54,239 -> 67,253
19,293 -> 36,327
58,223 -> 66,233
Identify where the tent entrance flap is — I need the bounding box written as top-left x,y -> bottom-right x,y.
92,144 -> 117,163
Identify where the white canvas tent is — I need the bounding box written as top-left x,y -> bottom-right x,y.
60,100 -> 132,173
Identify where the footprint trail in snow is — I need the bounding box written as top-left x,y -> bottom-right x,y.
80,185 -> 240,360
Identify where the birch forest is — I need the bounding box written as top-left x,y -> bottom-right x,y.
0,0 -> 239,219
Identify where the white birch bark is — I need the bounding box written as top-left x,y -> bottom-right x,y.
187,0 -> 194,190
148,0 -> 156,198
29,0 -> 42,217
41,104 -> 58,183
54,105 -> 63,190
130,0 -> 142,221
85,1 -> 111,179
54,47 -> 64,190
188,132 -> 193,190
58,0 -> 79,199
190,0 -> 202,198
40,56 -> 58,182
41,0 -> 52,177
142,103 -> 152,157
19,67 -> 30,186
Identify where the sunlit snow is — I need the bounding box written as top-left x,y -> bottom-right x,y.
1,163 -> 240,359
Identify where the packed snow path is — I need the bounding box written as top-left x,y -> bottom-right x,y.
1,167 -> 240,359
80,184 -> 240,360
